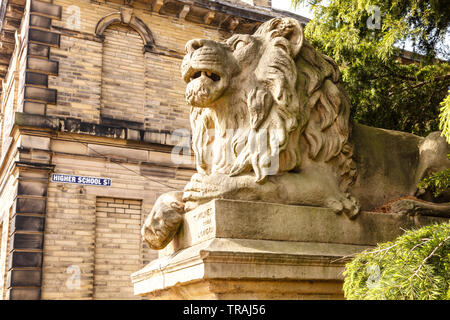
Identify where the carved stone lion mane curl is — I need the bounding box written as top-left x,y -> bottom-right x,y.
186,17 -> 356,191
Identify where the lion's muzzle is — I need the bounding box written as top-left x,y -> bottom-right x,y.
182,39 -> 236,108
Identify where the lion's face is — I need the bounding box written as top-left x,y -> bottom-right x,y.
181,34 -> 262,108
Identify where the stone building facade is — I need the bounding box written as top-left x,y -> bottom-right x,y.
0,0 -> 307,299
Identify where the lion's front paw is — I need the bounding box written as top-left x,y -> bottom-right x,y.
326,193 -> 360,219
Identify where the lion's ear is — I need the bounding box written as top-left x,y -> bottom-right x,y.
257,18 -> 304,57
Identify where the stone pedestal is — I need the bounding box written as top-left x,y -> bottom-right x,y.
131,200 -> 447,299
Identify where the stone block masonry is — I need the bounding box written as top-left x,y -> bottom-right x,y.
46,0 -> 235,132
40,145 -> 192,299
94,197 -> 142,299
100,25 -> 145,126
0,0 -> 301,300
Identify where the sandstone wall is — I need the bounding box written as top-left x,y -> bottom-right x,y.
0,0 -> 281,299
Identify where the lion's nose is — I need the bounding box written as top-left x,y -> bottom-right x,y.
185,39 -> 206,53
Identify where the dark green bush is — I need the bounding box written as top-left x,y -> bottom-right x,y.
343,222 -> 450,300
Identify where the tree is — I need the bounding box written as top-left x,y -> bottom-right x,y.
290,0 -> 450,136
290,0 -> 450,300
440,90 -> 450,143
343,222 -> 450,300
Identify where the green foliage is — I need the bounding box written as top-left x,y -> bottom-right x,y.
417,167 -> 450,198
343,222 -> 450,300
291,0 -> 450,61
440,91 -> 450,143
290,0 -> 450,136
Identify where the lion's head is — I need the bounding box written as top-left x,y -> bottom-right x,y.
181,17 -> 356,191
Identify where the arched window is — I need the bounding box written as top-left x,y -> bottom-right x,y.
95,10 -> 154,127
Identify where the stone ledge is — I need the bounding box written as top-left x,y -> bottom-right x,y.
138,279 -> 344,300
14,112 -> 186,147
132,237 -> 367,296
169,0 -> 310,25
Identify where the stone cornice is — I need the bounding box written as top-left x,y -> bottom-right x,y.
14,112 -> 188,149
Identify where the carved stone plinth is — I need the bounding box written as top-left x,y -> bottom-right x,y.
131,200 -> 447,300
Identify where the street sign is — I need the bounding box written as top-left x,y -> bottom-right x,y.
51,173 -> 112,187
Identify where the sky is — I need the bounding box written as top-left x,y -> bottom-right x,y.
271,0 -> 314,19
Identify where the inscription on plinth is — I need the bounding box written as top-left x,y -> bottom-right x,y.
160,203 -> 216,257
190,206 -> 215,243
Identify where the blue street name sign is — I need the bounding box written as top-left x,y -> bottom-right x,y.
51,173 -> 112,187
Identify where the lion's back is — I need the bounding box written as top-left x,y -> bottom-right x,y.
349,123 -> 424,210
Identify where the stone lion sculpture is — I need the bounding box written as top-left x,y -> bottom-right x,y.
142,17 -> 450,250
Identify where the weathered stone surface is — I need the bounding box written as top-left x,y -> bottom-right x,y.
50,140 -> 88,155
133,237 -> 361,299
30,0 -> 62,19
14,112 -> 59,129
11,232 -> 44,250
23,101 -> 46,115
14,112 -> 186,145
20,135 -> 50,150
11,215 -> 45,232
8,251 -> 43,268
134,199 -> 448,299
138,279 -> 344,300
6,288 -> 41,300
16,197 -> 46,214
27,57 -> 58,75
25,71 -> 49,87
18,180 -> 48,196
7,270 -> 42,287
87,144 -> 148,161
24,86 -> 57,104
161,199 -> 448,256
28,43 -> 49,58
29,14 -> 52,30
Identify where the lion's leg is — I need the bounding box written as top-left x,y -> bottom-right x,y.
182,170 -> 362,218
182,172 -> 268,211
388,199 -> 450,217
271,169 -> 361,219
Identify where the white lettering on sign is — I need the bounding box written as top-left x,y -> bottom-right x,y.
52,174 -> 111,187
